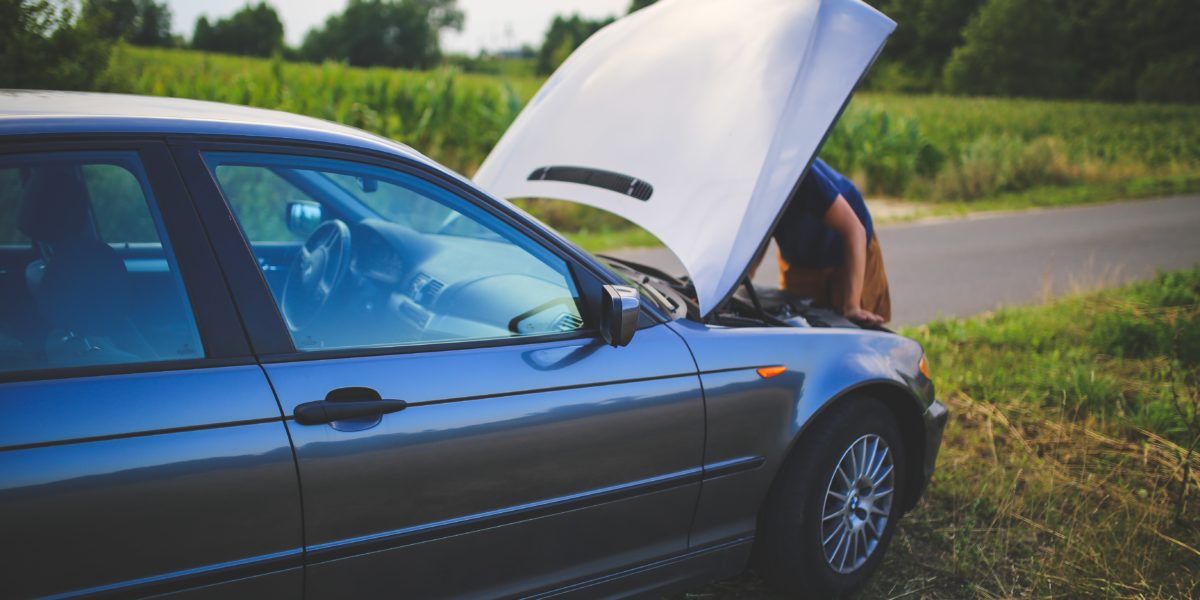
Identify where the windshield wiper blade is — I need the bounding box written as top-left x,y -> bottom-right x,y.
638,275 -> 678,313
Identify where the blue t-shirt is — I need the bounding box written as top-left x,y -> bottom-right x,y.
773,158 -> 874,268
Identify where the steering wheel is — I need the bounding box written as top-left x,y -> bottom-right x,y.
281,219 -> 352,331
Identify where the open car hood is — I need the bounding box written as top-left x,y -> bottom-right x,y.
473,0 -> 894,317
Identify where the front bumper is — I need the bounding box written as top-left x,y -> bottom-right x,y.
907,398 -> 948,510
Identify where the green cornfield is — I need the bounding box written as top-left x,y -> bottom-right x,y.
100,45 -> 542,176
99,46 -> 1200,227
822,95 -> 1200,201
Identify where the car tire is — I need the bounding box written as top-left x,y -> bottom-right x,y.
754,394 -> 906,598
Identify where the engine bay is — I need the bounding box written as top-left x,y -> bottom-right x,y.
599,255 -> 865,330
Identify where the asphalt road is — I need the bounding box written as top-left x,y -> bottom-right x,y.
611,195 -> 1200,327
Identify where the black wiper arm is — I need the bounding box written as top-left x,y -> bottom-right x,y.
597,254 -> 687,287
744,277 -> 766,317
638,275 -> 678,313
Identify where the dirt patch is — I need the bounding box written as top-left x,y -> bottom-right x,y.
866,197 -> 934,224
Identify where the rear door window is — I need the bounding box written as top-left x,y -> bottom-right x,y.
0,151 -> 203,374
82,164 -> 160,243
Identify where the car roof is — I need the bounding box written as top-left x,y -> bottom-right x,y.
0,90 -> 442,169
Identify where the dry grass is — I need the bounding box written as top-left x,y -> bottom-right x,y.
861,390 -> 1200,599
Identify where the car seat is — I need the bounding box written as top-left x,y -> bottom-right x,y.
17,165 -> 157,365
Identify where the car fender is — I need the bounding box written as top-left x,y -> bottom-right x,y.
663,320 -> 933,548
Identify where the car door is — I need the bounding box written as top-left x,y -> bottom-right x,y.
0,141 -> 303,598
174,142 -> 706,598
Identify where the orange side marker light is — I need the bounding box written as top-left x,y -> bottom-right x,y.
919,356 -> 932,379
757,365 -> 787,379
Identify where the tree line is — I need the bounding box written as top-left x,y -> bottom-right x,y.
1,0 -> 1196,103
0,0 -> 465,90
540,0 -> 1198,103
871,0 -> 1199,103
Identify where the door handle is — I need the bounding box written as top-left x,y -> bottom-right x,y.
293,386 -> 408,425
294,399 -> 408,425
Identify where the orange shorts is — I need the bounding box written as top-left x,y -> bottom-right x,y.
777,235 -> 892,322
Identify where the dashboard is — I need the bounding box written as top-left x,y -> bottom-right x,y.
323,218 -> 585,348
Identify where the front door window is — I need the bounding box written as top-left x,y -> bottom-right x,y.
203,153 -> 585,352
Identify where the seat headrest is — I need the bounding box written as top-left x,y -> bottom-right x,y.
38,240 -> 131,334
18,165 -> 91,243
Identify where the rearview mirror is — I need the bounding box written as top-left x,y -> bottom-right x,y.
600,284 -> 640,347
287,201 -> 323,237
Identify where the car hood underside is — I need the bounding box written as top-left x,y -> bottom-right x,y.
473,0 -> 895,317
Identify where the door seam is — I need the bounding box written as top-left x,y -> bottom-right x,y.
662,321 -> 709,550
258,363 -> 309,600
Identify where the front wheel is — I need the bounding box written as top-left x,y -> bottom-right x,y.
755,395 -> 906,598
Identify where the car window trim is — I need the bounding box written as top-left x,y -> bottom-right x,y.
0,138 -> 253,383
169,136 -> 636,361
169,140 -> 296,356
255,329 -> 597,366
0,356 -> 259,385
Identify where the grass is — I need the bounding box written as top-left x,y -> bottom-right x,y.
562,227 -> 662,254
676,269 -> 1200,599
93,46 -> 1200,251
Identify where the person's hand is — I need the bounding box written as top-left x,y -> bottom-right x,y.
842,306 -> 885,326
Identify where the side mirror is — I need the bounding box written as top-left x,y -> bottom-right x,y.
600,284 -> 640,347
287,201 -> 323,237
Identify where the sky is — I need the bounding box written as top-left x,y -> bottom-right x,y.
164,0 -> 631,54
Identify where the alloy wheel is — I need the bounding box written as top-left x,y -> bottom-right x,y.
819,433 -> 895,574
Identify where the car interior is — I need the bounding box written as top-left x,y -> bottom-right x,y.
0,156 -> 203,374
205,155 -> 587,352
0,152 -> 591,375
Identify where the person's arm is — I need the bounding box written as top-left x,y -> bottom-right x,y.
823,195 -> 884,326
